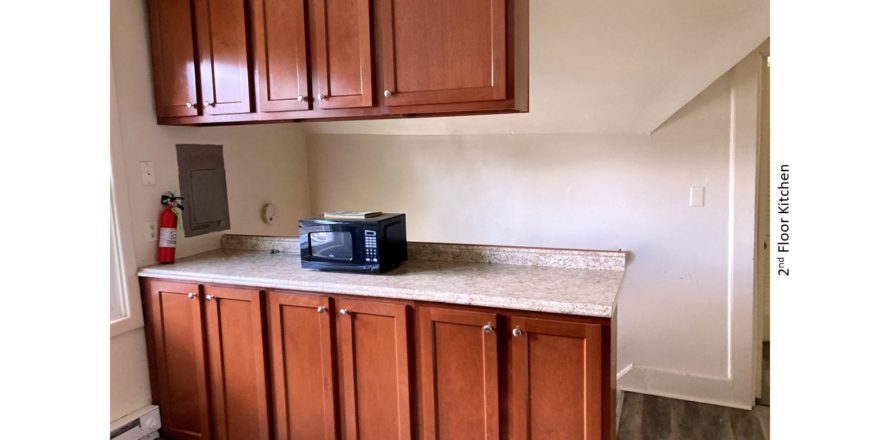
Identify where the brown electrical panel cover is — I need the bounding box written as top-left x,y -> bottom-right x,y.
176,144 -> 231,237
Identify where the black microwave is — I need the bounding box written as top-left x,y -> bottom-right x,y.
298,214 -> 407,273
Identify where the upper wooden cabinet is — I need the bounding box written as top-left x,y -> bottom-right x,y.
148,0 -> 252,118
147,0 -> 527,125
251,0 -> 311,112
377,0 -> 507,107
147,0 -> 200,118
194,0 -> 253,115
311,0 -> 374,109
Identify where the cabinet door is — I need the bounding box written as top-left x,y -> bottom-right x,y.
147,0 -> 200,117
251,0 -> 311,112
193,0 -> 253,115
267,292 -> 338,440
203,286 -> 271,440
337,298 -> 412,440
310,0 -> 373,109
377,0 -> 507,107
510,317 -> 604,440
144,280 -> 211,440
418,307 -> 500,440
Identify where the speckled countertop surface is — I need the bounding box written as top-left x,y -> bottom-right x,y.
139,238 -> 626,318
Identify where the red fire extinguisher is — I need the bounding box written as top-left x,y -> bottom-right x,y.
158,192 -> 184,264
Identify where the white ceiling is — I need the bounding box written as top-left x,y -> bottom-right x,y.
303,0 -> 769,135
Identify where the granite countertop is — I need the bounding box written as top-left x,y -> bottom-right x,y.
138,236 -> 627,318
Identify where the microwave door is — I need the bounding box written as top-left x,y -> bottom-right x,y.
309,231 -> 354,261
301,224 -> 361,263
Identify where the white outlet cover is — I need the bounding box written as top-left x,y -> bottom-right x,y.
146,222 -> 157,241
262,203 -> 278,224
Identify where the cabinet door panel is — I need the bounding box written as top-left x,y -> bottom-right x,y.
147,0 -> 200,117
145,280 -> 211,440
311,0 -> 373,109
337,298 -> 412,440
510,317 -> 603,440
378,0 -> 506,106
194,0 -> 253,115
203,286 -> 270,440
419,307 -> 499,440
252,0 -> 311,112
268,292 -> 337,440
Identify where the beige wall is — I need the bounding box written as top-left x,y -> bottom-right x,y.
307,52 -> 763,408
109,0 -> 310,422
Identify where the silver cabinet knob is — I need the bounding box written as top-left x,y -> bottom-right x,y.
185,102 -> 193,108
482,323 -> 494,334
187,292 -> 197,299
383,90 -> 393,98
296,95 -> 305,102
339,308 -> 349,316
317,306 -> 327,314
205,295 -> 215,301
512,326 -> 523,337
317,93 -> 326,101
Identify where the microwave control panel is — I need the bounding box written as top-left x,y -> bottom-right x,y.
364,230 -> 378,262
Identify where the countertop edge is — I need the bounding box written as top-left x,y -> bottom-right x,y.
137,268 -> 616,319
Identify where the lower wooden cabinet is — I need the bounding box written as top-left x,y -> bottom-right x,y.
144,280 -> 212,440
142,279 -> 613,440
266,292 -> 337,440
510,317 -> 605,440
418,307 -> 500,440
336,297 -> 412,440
202,285 -> 271,440
143,280 -> 270,440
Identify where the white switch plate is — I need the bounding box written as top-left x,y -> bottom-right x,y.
140,161 -> 156,186
690,186 -> 705,207
146,222 -> 157,241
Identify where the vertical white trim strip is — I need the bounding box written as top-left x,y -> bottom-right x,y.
725,79 -> 737,380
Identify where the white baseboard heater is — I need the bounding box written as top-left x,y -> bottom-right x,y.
110,405 -> 161,440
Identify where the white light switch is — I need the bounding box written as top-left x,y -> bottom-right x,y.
140,161 -> 156,186
690,186 -> 705,207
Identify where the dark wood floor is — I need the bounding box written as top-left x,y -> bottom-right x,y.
618,342 -> 770,439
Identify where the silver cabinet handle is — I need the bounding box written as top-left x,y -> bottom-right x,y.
339,308 -> 349,316
383,90 -> 393,98
205,295 -> 214,301
187,292 -> 197,299
317,93 -> 326,101
482,323 -> 494,334
296,95 -> 305,102
512,326 -> 523,337
185,102 -> 194,108
317,306 -> 327,314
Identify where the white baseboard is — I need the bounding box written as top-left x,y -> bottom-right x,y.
617,363 -> 753,410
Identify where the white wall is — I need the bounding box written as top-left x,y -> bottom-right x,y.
109,0 -> 310,422
307,52 -> 763,408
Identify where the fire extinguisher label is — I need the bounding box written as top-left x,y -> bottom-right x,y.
159,228 -> 177,247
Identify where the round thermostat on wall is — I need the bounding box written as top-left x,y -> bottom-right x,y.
262,203 -> 278,225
